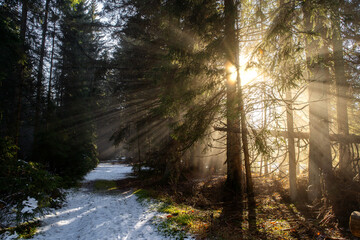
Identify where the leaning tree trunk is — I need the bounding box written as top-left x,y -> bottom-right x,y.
303,0 -> 332,201
239,75 -> 255,205
238,2 -> 254,205
224,0 -> 242,195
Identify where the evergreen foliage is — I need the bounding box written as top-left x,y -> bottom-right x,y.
111,0 -> 227,180
0,137 -> 63,226
0,3 -> 24,138
0,0 -> 104,229
0,0 -> 360,234
34,121 -> 98,183
33,0 -> 100,182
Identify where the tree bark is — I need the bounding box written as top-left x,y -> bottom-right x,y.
239,76 -> 255,204
260,0 -> 268,178
286,90 -> 297,201
47,14 -> 57,111
350,211 -> 360,237
35,0 -> 51,134
332,1 -> 351,176
15,0 -> 28,155
279,0 -> 297,201
303,0 -> 332,201
225,0 -> 242,194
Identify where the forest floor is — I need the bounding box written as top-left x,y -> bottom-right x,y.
2,162 -> 358,240
130,170 -> 359,240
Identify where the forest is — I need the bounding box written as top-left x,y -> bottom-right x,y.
0,0 -> 360,239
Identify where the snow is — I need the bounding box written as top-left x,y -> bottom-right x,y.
18,163 -> 191,240
83,163 -> 134,181
1,232 -> 18,240
30,192 -> 165,240
21,197 -> 38,214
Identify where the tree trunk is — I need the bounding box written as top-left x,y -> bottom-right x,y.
137,124 -> 141,172
279,0 -> 297,201
350,211 -> 360,237
286,90 -> 297,201
35,0 -> 51,134
239,81 -> 255,204
260,0 -> 268,177
296,139 -> 300,175
303,1 -> 332,201
225,0 -> 242,194
262,87 -> 268,175
239,0 -> 255,225
332,1 -> 351,176
15,0 -> 28,155
47,14 -> 57,111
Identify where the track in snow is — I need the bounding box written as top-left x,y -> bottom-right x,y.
28,163 -> 172,240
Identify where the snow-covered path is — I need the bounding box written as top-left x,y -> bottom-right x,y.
28,163 -> 169,240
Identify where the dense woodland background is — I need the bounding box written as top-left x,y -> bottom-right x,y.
1,0 -> 360,238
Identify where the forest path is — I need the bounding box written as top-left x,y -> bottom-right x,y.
28,162 -> 168,240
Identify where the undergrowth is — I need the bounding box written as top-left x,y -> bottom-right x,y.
132,176 -> 353,240
0,221 -> 40,239
134,189 -> 217,239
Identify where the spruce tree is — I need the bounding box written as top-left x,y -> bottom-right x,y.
35,0 -> 101,180
111,0 -> 226,182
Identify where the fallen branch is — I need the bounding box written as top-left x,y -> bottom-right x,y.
213,127 -> 360,143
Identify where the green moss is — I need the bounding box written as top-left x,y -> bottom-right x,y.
157,219 -> 188,240
134,193 -> 195,239
134,188 -> 158,202
0,221 -> 40,239
174,214 -> 194,226
158,204 -> 182,214
93,180 -> 117,191
133,189 -> 217,239
156,203 -> 211,239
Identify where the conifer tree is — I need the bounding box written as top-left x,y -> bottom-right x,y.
224,0 -> 242,194
34,0 -> 101,180
34,0 -> 51,138
332,0 -> 351,176
111,0 -> 226,181
303,0 -> 332,201
0,3 -> 23,139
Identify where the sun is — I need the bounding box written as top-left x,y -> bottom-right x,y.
225,58 -> 259,85
225,61 -> 237,83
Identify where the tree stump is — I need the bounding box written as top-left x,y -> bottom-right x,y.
350,211 -> 360,237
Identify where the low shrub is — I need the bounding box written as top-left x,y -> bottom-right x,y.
0,137 -> 64,227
